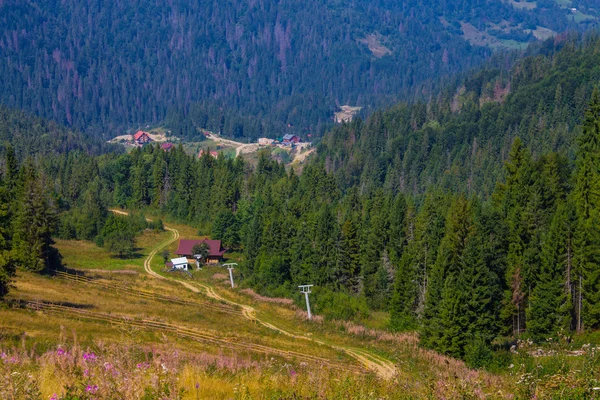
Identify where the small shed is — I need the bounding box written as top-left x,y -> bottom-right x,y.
170,257 -> 189,270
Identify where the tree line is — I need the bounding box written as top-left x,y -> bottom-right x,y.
3,91 -> 600,365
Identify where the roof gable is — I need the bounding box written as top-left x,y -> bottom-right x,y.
176,239 -> 226,257
134,130 -> 150,140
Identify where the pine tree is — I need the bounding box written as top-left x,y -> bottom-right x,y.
335,217 -> 361,292
422,196 -> 472,349
573,90 -> 600,331
436,274 -> 468,357
12,161 -> 59,272
390,202 -> 419,331
461,225 -> 501,347
0,184 -> 15,299
497,138 -> 532,336
361,191 -> 389,309
527,203 -> 573,339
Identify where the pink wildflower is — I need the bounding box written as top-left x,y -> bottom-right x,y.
86,385 -> 98,394
83,352 -> 97,362
56,348 -> 65,356
136,362 -> 150,370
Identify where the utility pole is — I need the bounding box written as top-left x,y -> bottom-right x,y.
223,263 -> 238,289
298,285 -> 313,320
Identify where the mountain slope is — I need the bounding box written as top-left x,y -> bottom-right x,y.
0,0 -> 596,139
0,105 -> 119,158
316,33 -> 600,196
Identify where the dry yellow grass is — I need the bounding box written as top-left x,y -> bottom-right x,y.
0,222 -> 519,398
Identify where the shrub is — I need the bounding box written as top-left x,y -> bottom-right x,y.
312,289 -> 370,321
464,337 -> 493,369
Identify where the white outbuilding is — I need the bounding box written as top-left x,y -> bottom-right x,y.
170,257 -> 189,271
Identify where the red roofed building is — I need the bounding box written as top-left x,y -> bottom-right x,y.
161,142 -> 174,151
198,149 -> 219,158
133,130 -> 152,145
282,134 -> 300,144
175,239 -> 227,264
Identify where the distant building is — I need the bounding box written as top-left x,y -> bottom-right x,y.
282,134 -> 300,144
176,239 -> 227,264
161,142 -> 174,151
133,130 -> 152,145
198,149 -> 219,158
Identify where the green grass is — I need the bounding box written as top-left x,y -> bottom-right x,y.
574,11 -> 596,23
511,0 -> 537,10
56,230 -> 172,271
495,39 -> 530,50
182,140 -> 237,159
11,218 -> 600,398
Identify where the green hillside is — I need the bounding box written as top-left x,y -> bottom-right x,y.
317,33 -> 600,196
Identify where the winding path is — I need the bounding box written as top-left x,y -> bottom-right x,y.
118,209 -> 397,379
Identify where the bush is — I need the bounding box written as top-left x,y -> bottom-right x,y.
464,337 -> 494,369
312,289 -> 370,321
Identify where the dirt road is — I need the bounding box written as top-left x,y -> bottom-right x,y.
156,229 -> 396,378
113,209 -> 397,379
206,134 -> 259,157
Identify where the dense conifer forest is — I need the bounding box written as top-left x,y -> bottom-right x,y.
5,26 -> 600,370
0,0 -> 597,139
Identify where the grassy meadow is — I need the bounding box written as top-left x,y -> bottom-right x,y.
1,223 -> 599,398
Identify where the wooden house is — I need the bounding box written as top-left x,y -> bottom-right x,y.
133,130 -> 152,145
282,134 -> 300,144
175,239 -> 227,264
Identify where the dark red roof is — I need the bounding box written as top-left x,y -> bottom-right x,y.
161,142 -> 173,150
176,239 -> 227,258
133,130 -> 149,140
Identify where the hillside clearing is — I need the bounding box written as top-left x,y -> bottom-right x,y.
0,217 -> 514,398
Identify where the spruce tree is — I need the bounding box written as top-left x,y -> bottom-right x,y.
461,225 -> 501,348
497,138 -> 532,336
13,161 -> 59,272
422,196 -> 472,349
528,203 -> 573,339
0,185 -> 15,299
573,90 -> 600,330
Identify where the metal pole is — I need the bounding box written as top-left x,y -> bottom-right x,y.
227,267 -> 235,288
304,291 -> 312,320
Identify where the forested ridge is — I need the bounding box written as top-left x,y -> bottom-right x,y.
0,0 -> 596,140
0,105 -> 120,158
317,33 -> 600,197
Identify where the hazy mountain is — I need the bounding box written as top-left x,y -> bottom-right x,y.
0,0 -> 597,139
